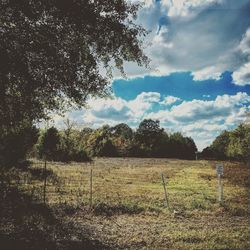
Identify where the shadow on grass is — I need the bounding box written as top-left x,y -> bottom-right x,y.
93,202 -> 144,216
0,176 -> 108,250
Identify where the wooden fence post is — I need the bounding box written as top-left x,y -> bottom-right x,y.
43,159 -> 47,204
161,173 -> 170,209
89,164 -> 93,209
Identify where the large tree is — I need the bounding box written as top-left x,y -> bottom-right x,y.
134,119 -> 166,157
0,0 -> 148,166
0,0 -> 148,127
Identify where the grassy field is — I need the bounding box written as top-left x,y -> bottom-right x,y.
2,158 -> 250,249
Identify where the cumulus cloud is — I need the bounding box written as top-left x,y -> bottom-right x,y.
147,92 -> 250,149
192,66 -> 222,81
121,0 -> 250,85
127,92 -> 161,116
160,95 -> 182,105
52,92 -> 161,127
149,92 -> 250,123
231,28 -> 250,85
232,62 -> 250,86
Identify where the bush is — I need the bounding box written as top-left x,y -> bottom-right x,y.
0,124 -> 39,168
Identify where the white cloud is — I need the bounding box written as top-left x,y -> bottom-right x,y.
127,92 -> 161,116
165,0 -> 222,17
157,92 -> 250,123
238,27 -> 250,55
120,1 -> 250,85
232,62 -> 250,86
160,95 -> 182,105
146,92 -> 250,150
231,28 -> 250,86
192,66 -> 222,81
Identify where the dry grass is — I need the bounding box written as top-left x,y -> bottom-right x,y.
6,158 -> 250,249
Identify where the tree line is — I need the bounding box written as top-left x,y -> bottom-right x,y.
201,123 -> 250,162
34,119 -> 198,162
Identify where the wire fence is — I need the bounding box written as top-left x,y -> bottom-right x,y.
5,158 -> 220,211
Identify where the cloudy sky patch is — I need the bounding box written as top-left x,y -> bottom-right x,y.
51,0 -> 250,151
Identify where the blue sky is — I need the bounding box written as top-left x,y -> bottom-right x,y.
53,0 -> 250,150
113,72 -> 250,101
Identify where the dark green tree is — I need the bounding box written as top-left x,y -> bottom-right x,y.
111,123 -> 133,140
226,124 -> 250,162
168,132 -> 185,159
134,119 -> 165,157
0,122 -> 39,167
0,0 -> 148,166
37,127 -> 61,161
84,125 -> 117,157
110,123 -> 134,156
211,131 -> 230,160
183,137 -> 197,160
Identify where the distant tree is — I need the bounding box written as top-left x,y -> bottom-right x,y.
168,132 -> 185,159
134,119 -> 166,157
111,123 -> 133,139
167,133 -> 197,159
59,119 -> 77,161
201,123 -> 250,162
110,123 -> 133,156
201,146 -> 215,159
85,125 -> 117,157
37,127 -> 61,161
211,131 -> 230,160
226,124 -> 250,162
183,137 -> 197,160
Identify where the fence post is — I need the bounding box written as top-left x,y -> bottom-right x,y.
43,159 -> 47,204
216,164 -> 224,205
161,173 -> 170,209
218,174 -> 223,204
89,164 -> 93,209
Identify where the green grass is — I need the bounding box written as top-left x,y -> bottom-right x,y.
5,158 -> 250,249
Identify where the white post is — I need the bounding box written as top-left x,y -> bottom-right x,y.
216,164 -> 224,205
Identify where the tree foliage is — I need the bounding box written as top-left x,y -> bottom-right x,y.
37,127 -> 60,160
0,122 -> 39,168
201,124 -> 250,162
0,0 -> 148,127
35,119 -> 198,160
37,126 -> 90,162
0,0 -> 148,166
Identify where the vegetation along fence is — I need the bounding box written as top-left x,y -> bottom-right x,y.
5,158 -> 227,213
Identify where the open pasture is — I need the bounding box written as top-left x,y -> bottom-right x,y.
9,157 -> 249,249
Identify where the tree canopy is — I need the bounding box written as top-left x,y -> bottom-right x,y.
34,119 -> 198,161
201,123 -> 250,162
0,0 -> 148,127
0,0 -> 148,166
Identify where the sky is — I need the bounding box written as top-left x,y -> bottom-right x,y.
53,0 -> 250,151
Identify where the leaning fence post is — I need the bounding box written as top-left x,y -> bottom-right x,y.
43,159 -> 47,204
161,173 -> 170,209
